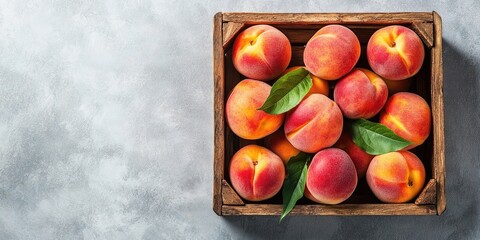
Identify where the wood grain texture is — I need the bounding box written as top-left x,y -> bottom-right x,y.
222,204 -> 436,216
222,12 -> 434,24
280,27 -> 378,45
415,179 -> 437,205
213,12 -> 224,216
411,22 -> 434,48
432,11 -> 446,215
222,180 -> 245,205
223,22 -> 245,48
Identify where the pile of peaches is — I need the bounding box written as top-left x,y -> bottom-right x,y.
226,24 -> 431,205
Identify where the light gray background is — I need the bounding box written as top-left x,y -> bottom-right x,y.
0,0 -> 478,239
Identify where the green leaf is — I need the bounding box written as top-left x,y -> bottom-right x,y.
258,68 -> 312,114
280,152 -> 311,222
351,118 -> 412,155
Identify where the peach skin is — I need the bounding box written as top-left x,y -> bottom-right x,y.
229,145 -> 285,201
284,94 -> 343,153
367,25 -> 425,80
306,148 -> 358,204
334,68 -> 388,119
283,66 -> 329,98
334,130 -> 374,178
366,151 -> 426,203
226,79 -> 284,140
232,25 -> 292,81
264,130 -> 300,165
304,25 -> 361,80
379,92 -> 431,149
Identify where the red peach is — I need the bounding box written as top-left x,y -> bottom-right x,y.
306,148 -> 358,204
379,92 -> 431,149
334,130 -> 374,178
304,25 -> 361,80
334,68 -> 388,119
229,145 -> 285,201
284,94 -> 343,153
366,151 -> 426,203
232,25 -> 292,81
226,79 -> 284,140
367,25 -> 425,80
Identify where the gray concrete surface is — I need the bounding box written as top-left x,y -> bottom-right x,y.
0,0 -> 478,239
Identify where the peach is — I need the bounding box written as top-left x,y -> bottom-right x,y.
366,151 -> 425,203
229,145 -> 285,201
367,25 -> 425,80
284,94 -> 343,153
306,148 -> 358,204
379,92 -> 431,149
226,79 -> 284,140
232,25 -> 292,81
333,68 -> 388,119
264,130 -> 300,165
283,66 -> 329,98
334,130 -> 374,178
303,184 -> 318,203
304,25 -> 361,80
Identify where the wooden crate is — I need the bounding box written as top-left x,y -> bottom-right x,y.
213,12 -> 445,216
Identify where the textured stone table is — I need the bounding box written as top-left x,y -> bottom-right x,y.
0,1 -> 478,239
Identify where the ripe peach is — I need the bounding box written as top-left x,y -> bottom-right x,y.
232,25 -> 292,81
333,68 -> 388,119
264,130 -> 300,165
226,79 -> 284,140
284,94 -> 343,153
379,92 -> 431,149
304,25 -> 361,80
283,66 -> 329,98
367,25 -> 425,80
306,148 -> 358,204
334,130 -> 374,178
229,145 -> 285,201
366,151 -> 426,203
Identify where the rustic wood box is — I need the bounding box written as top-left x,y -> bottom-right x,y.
213,12 -> 445,216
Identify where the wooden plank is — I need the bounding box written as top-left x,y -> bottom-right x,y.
411,22 -> 434,48
222,204 -> 436,216
222,12 -> 434,25
223,22 -> 245,48
280,27 -> 377,45
432,11 -> 446,215
415,179 -> 436,205
213,12 -> 224,216
222,180 -> 245,205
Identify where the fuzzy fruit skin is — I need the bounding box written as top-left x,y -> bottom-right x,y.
367,25 -> 425,80
284,94 -> 343,153
306,148 -> 358,204
232,25 -> 292,81
304,25 -> 361,80
379,92 -> 431,150
226,79 -> 284,140
366,151 -> 426,203
229,145 -> 285,201
334,130 -> 374,179
334,68 -> 388,119
264,130 -> 300,165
